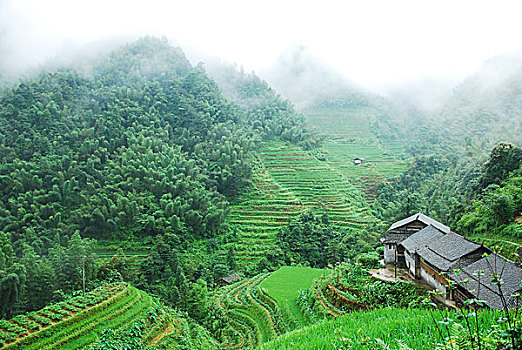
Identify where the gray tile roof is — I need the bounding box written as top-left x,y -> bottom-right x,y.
221,273 -> 242,284
428,232 -> 482,262
401,225 -> 445,253
451,254 -> 522,310
388,213 -> 450,233
417,232 -> 482,272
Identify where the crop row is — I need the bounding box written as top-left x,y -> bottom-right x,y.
229,167 -> 303,265
215,273 -> 296,349
261,142 -> 375,226
17,285 -> 136,350
0,283 -> 125,347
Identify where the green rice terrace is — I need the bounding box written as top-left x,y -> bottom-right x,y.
230,106 -> 410,266
303,107 -> 408,198
212,266 -> 326,350
211,263 -> 508,350
228,168 -> 304,265
229,140 -> 377,265
0,283 -> 217,350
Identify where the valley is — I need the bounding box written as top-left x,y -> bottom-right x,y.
0,36 -> 521,350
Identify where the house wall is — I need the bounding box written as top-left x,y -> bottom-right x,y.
404,250 -> 416,276
420,267 -> 447,293
384,244 -> 395,264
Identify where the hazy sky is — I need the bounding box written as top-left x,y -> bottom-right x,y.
1,0 -> 522,88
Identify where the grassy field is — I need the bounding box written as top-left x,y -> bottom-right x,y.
260,266 -> 326,327
259,307 -> 501,350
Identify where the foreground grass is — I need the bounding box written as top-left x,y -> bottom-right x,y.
259,307 -> 500,350
261,266 -> 326,326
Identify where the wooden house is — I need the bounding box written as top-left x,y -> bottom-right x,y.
401,226 -> 488,298
450,254 -> 522,309
384,214 -> 522,310
381,213 -> 450,266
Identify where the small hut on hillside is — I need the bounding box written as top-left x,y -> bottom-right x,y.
354,157 -> 365,165
218,273 -> 242,287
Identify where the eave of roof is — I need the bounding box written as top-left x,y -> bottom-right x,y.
450,254 -> 522,310
387,213 -> 450,234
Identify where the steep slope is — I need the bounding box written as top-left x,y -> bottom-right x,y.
0,36 -> 318,318
0,283 -> 218,349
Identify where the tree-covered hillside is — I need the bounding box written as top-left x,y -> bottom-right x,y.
0,36 -> 313,319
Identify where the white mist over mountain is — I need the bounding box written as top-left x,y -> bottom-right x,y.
1,0 -> 522,93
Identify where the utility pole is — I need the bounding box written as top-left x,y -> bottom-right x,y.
82,256 -> 86,297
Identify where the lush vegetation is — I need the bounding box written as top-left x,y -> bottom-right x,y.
0,282 -> 218,349
298,262 -> 424,321
1,34 -> 521,350
374,142 -> 522,258
209,267 -> 325,349
0,36 -> 315,320
260,266 -> 325,327
259,308 -> 502,350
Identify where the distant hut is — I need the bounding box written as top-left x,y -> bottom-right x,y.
218,273 -> 242,287
354,157 -> 365,165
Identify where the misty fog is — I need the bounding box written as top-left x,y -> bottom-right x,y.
1,0 -> 522,112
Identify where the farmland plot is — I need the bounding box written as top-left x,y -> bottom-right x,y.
261,141 -> 375,230
0,283 -> 217,350
303,107 -> 408,198
229,168 -> 304,265
214,267 -> 324,349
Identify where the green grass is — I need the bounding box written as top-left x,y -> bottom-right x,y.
260,266 -> 327,327
259,307 -> 501,350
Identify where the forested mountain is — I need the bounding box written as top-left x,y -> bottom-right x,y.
260,46 -> 521,250
0,36 -> 313,320
373,54 -> 522,232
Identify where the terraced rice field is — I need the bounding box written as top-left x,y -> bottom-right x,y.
0,283 -> 216,350
214,273 -> 288,350
215,268 -> 325,350
261,141 -> 375,229
230,140 -> 377,265
260,266 -> 326,327
231,106 -> 409,266
303,107 -> 408,198
229,168 -> 304,265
